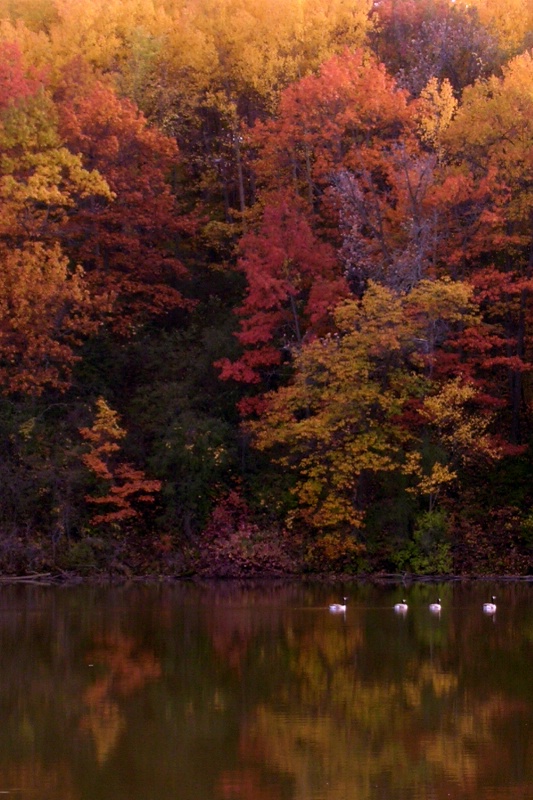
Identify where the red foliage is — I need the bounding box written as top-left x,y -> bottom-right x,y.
0,41 -> 40,109
219,50 -> 423,405
56,66 -> 196,333
217,193 -> 347,385
249,49 -> 416,195
198,489 -> 297,576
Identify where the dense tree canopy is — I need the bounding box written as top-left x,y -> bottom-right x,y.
0,0 -> 532,576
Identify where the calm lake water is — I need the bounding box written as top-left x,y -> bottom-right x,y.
0,579 -> 532,800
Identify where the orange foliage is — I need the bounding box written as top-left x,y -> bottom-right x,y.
249,49 -> 416,197
81,632 -> 161,763
0,243 -> 100,394
80,397 -> 161,527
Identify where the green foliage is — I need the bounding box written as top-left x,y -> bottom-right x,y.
392,510 -> 453,575
60,538 -> 102,574
520,513 -> 533,551
0,396 -> 91,545
111,315 -> 242,538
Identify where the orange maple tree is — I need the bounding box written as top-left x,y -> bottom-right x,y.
80,397 -> 161,527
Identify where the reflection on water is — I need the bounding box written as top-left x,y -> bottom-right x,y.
0,580 -> 532,800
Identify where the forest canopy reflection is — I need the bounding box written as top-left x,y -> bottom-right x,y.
0,581 -> 531,800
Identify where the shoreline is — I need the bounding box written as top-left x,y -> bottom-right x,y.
1,571 -> 532,586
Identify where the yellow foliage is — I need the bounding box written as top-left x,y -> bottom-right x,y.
250,279 -> 480,531
421,378 -> 502,466
89,397 -> 127,443
50,0 -> 169,72
404,451 -> 457,506
0,18 -> 51,70
465,0 -> 533,56
0,90 -> 113,239
1,0 -> 372,105
163,0 -> 373,106
444,50 -> 533,226
418,77 -> 457,151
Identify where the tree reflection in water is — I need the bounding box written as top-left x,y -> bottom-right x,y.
0,581 -> 531,800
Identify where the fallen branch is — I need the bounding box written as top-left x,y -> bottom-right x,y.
0,572 -> 55,584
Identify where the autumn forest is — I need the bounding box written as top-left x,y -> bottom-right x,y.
1,0 -> 533,577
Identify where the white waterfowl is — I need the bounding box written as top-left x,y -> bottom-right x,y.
329,597 -> 347,613
483,596 -> 497,614
429,598 -> 442,613
394,599 -> 408,613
